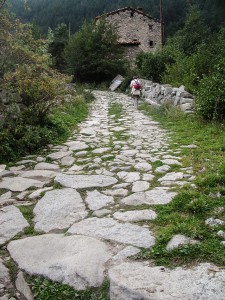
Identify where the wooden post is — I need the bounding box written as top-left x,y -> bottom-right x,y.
160,0 -> 164,46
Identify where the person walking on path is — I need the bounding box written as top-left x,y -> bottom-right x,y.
130,76 -> 142,109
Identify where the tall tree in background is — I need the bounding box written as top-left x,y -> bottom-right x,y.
48,23 -> 69,71
64,19 -> 127,83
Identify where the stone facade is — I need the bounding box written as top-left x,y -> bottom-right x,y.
96,7 -> 162,61
140,79 -> 194,113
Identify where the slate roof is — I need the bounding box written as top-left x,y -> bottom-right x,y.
95,7 -> 159,22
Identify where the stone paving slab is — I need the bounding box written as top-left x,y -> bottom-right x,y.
109,262 -> 225,300
55,174 -> 118,189
8,234 -> 113,290
0,177 -> 44,192
121,187 -> 177,206
0,205 -> 29,245
68,217 -> 155,248
33,188 -> 87,232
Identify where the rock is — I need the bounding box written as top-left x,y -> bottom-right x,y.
134,162 -> 152,172
166,234 -> 200,250
8,234 -> 113,290
60,156 -> 75,166
0,165 -> 6,172
180,103 -> 193,112
20,170 -> 57,182
28,187 -> 53,199
155,165 -> 171,173
33,188 -> 87,233
0,177 -> 44,192
0,258 -> 10,286
85,190 -> 114,211
80,128 -> 96,136
217,231 -> 225,238
113,210 -> 157,222
112,246 -> 140,261
161,159 -> 182,166
68,217 -> 155,248
0,205 -> 29,245
158,172 -> 184,182
109,262 -> 225,300
205,217 -> 225,227
132,181 -> 150,192
92,209 -> 111,217
117,171 -> 140,183
92,147 -> 110,154
121,187 -> 177,206
102,189 -> 128,197
15,272 -> 33,300
55,174 -> 117,189
34,162 -> 59,170
47,151 -> 73,160
64,141 -> 89,151
0,192 -> 12,202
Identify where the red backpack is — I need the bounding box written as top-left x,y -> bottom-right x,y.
133,79 -> 142,90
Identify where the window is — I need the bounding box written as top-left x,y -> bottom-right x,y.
149,40 -> 154,47
130,11 -> 134,17
148,24 -> 153,30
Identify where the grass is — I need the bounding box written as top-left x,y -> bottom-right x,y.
108,102 -> 124,119
27,276 -> 110,300
137,103 -> 225,267
0,92 -> 90,164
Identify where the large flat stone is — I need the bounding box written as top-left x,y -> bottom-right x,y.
47,151 -> 73,160
85,190 -> 114,211
0,205 -> 29,245
64,141 -> 89,151
33,188 -> 87,232
109,262 -> 225,300
20,170 -> 58,181
113,210 -> 157,222
121,187 -> 177,206
68,217 -> 155,248
0,258 -> 10,286
55,174 -> 117,189
8,234 -> 113,290
0,177 -> 44,192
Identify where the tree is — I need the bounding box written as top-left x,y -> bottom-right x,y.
170,7 -> 210,55
48,23 -> 69,71
64,19 -> 127,83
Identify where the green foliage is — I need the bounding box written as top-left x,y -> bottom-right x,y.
195,61 -> 225,121
170,7 -> 210,56
48,23 -> 69,71
64,19 -> 127,83
5,64 -> 70,125
0,95 -> 89,163
28,276 -> 109,300
136,48 -> 175,83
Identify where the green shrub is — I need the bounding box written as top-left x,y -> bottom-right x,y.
195,61 -> 225,121
136,48 -> 175,83
5,64 -> 70,125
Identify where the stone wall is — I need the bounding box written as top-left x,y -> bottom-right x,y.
140,79 -> 194,113
122,45 -> 141,63
96,8 -> 162,61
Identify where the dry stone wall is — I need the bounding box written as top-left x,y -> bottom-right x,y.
140,79 -> 194,113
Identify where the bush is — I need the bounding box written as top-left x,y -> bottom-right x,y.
0,95 -> 89,163
5,64 -> 70,125
136,48 -> 175,83
195,61 -> 225,121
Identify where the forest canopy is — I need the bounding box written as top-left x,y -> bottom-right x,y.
7,0 -> 225,37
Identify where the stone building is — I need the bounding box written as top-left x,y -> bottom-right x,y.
96,7 -> 162,62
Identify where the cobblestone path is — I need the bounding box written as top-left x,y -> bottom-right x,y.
0,91 -> 224,300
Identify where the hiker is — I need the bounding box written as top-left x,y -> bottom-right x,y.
130,76 -> 142,109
